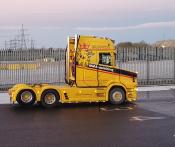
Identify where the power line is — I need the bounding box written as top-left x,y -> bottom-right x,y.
3,24 -> 36,50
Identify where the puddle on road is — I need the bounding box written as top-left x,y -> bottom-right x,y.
138,90 -> 175,102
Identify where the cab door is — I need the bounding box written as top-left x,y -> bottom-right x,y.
83,50 -> 98,86
76,49 -> 98,87
97,52 -> 118,86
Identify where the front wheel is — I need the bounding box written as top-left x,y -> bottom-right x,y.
16,89 -> 36,106
109,88 -> 125,105
40,90 -> 60,108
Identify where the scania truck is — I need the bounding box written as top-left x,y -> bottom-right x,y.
8,35 -> 137,108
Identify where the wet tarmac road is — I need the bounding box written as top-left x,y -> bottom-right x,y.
0,90 -> 175,147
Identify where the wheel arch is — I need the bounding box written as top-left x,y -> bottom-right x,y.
15,87 -> 36,101
41,88 -> 61,101
40,88 -> 61,108
106,84 -> 127,101
16,88 -> 36,105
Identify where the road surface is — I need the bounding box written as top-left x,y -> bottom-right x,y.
0,88 -> 175,147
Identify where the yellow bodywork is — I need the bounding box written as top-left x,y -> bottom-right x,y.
9,82 -> 137,104
9,35 -> 137,105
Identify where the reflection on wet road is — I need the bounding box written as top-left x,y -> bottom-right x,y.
137,90 -> 175,117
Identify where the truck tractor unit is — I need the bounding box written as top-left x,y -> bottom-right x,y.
8,35 -> 138,108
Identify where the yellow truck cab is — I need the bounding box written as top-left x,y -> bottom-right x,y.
9,35 -> 137,108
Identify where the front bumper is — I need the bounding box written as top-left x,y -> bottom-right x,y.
126,87 -> 137,101
8,88 -> 17,103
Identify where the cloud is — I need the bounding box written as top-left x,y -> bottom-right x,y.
1,0 -> 175,20
0,26 -> 62,31
37,26 -> 61,30
76,21 -> 175,31
0,26 -> 19,30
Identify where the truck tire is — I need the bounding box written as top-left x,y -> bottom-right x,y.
40,90 -> 60,108
109,88 -> 125,105
16,89 -> 36,106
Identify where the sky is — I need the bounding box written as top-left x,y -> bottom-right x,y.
0,0 -> 175,48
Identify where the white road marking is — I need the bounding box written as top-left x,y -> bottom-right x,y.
100,107 -> 133,111
130,116 -> 166,122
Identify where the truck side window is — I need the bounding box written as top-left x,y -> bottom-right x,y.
99,53 -> 111,66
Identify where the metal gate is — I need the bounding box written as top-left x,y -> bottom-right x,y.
117,47 -> 175,85
0,48 -> 65,90
0,47 -> 175,90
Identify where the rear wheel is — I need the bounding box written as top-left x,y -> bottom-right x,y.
40,90 -> 60,108
16,89 -> 36,106
109,88 -> 125,105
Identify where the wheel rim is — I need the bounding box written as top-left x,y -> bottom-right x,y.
112,91 -> 123,102
21,91 -> 33,103
44,93 -> 56,105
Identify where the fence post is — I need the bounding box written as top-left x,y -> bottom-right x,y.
59,48 -> 61,85
174,48 -> 175,84
146,47 -> 150,85
117,47 -> 121,69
